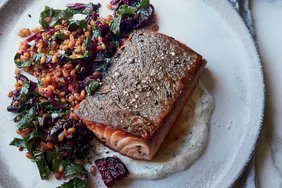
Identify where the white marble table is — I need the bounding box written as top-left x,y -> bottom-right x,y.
252,0 -> 282,187
0,0 -> 280,187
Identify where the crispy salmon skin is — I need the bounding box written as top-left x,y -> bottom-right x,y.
74,30 -> 207,160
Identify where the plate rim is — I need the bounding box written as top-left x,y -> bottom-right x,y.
208,0 -> 265,187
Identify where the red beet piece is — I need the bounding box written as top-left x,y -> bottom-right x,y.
95,156 -> 129,187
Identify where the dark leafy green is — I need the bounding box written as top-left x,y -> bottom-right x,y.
64,163 -> 87,176
57,178 -> 88,188
26,142 -> 37,157
39,100 -> 60,111
39,99 -> 69,112
46,151 -> 66,172
47,119 -> 94,159
14,113 -> 25,122
39,6 -> 73,29
66,3 -> 101,15
14,53 -> 32,68
116,5 -> 136,16
92,25 -> 101,38
8,1 -> 156,186
36,2 -> 100,32
62,38 -> 96,61
25,130 -> 42,144
18,83 -> 30,102
110,16 -> 122,35
83,38 -> 96,58
17,107 -> 36,130
10,138 -> 26,148
10,131 -> 42,152
110,0 -> 154,36
25,131 -> 42,157
56,33 -> 67,40
85,81 -> 99,95
139,0 -> 150,9
68,20 -> 87,31
36,152 -> 51,180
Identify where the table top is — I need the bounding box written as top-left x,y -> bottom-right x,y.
252,0 -> 282,187
0,0 -> 280,187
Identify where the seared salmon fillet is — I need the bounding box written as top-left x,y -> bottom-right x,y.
74,30 -> 207,160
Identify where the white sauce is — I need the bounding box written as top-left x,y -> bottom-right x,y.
91,83 -> 214,179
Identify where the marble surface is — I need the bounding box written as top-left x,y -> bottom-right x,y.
234,0 -> 282,187
252,0 -> 282,187
0,0 -> 280,187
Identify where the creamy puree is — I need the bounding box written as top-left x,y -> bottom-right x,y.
91,83 -> 214,179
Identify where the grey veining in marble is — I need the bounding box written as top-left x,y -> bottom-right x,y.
251,0 -> 282,187
0,0 -> 279,188
229,0 -> 255,38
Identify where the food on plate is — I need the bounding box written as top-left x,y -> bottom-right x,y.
75,30 -> 207,160
95,156 -> 129,187
6,0 -> 212,187
12,0 -> 154,109
7,0 -> 155,187
92,84 -> 214,180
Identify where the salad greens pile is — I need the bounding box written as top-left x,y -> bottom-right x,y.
8,0 -> 154,187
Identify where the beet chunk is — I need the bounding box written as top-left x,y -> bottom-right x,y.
48,118 -> 94,159
95,156 -> 129,187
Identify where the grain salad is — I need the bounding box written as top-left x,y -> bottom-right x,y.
7,0 -> 155,187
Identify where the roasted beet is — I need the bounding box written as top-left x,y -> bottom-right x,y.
86,12 -> 99,24
95,157 -> 129,187
7,74 -> 38,113
120,5 -> 154,33
111,0 -> 155,35
48,118 -> 94,159
26,31 -> 43,43
66,3 -> 89,10
46,96 -> 64,110
66,2 -> 101,12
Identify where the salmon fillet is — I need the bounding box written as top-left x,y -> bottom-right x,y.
74,30 -> 207,160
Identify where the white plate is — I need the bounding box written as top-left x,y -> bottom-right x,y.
0,0 -> 264,187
